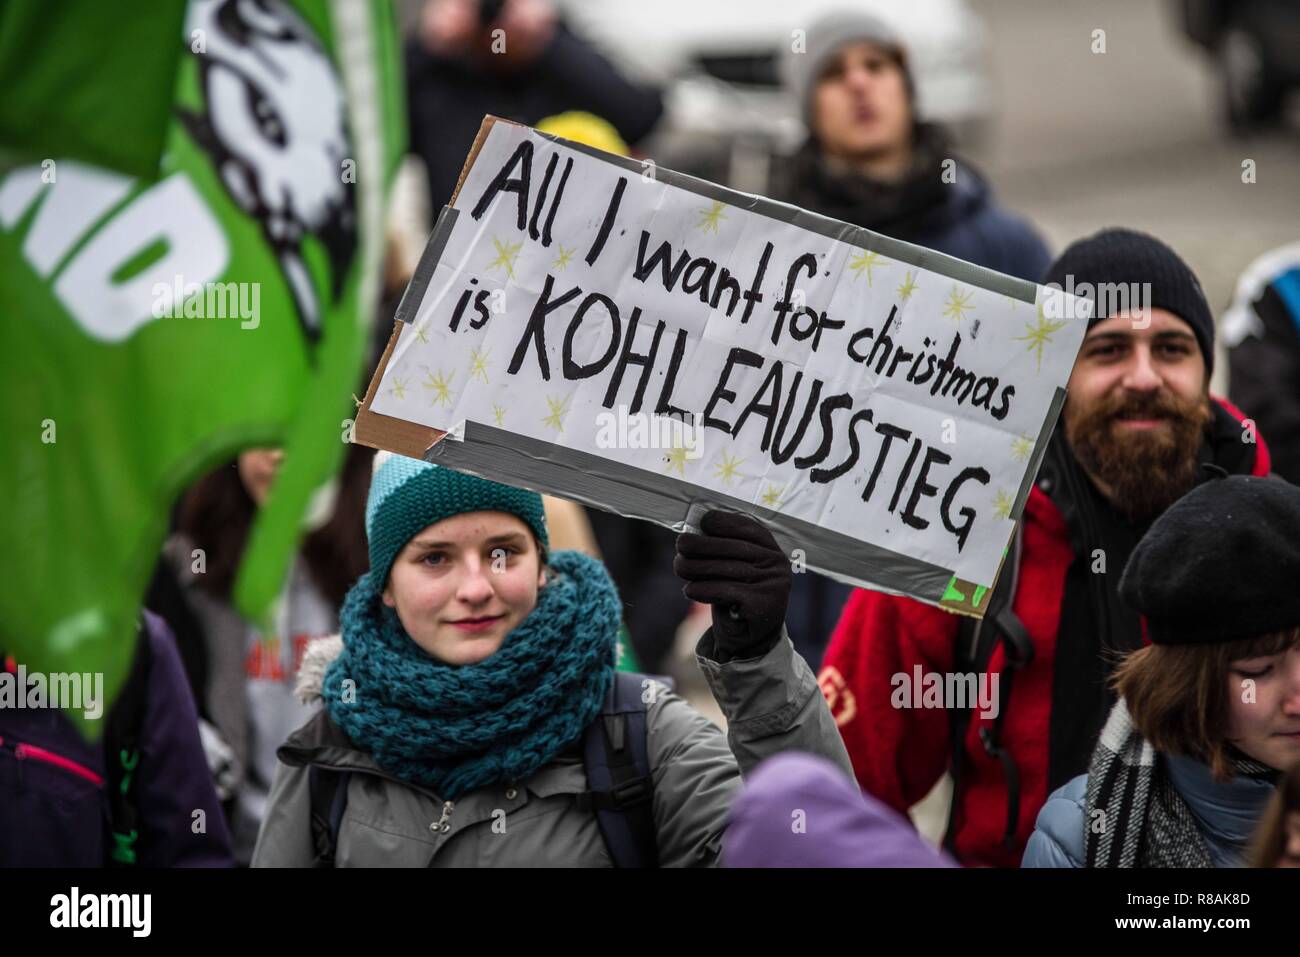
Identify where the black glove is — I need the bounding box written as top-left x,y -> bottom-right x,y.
673,509 -> 792,663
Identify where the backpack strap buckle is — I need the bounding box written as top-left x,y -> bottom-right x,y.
580,671 -> 662,866
607,774 -> 652,809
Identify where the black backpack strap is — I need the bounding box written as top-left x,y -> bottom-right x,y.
105,617 -> 153,866
979,605 -> 1034,848
580,671 -> 659,868
943,527 -> 1029,855
307,765 -> 351,868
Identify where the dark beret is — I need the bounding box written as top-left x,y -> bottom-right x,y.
1119,475 -> 1300,644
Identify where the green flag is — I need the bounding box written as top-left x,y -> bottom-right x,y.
0,0 -> 405,732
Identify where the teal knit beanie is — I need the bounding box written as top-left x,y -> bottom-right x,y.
365,453 -> 549,585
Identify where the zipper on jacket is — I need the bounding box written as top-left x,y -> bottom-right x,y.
431,800 -> 454,835
0,736 -> 104,786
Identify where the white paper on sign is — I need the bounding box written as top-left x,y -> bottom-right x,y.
369,119 -> 1092,604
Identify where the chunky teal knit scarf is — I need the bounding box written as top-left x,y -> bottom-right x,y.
323,550 -> 620,798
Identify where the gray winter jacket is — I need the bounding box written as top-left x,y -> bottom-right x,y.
251,628 -> 853,867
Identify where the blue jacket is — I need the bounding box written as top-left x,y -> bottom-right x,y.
907,160 -> 1051,284
0,611 -> 232,867
1022,755 -> 1277,868
774,132 -> 1052,286
1225,245 -> 1300,483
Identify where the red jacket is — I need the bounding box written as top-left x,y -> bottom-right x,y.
818,397 -> 1270,867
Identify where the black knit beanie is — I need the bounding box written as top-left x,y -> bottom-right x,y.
1043,228 -> 1215,377
1118,475 -> 1300,645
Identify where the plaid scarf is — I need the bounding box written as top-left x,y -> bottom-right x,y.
1083,699 -> 1276,867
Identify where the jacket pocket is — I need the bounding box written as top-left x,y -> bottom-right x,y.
333,774 -> 440,867
338,815 -> 441,867
473,795 -> 612,867
0,736 -> 105,866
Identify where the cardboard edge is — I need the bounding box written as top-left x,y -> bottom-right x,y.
353,320 -> 445,458
937,562 -> 1005,619
353,114 -> 518,460
449,115 -> 520,206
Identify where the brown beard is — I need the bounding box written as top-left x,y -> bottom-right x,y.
1064,389 -> 1213,523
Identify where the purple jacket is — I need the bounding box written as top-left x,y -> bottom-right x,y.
723,752 -> 956,868
0,611 -> 232,867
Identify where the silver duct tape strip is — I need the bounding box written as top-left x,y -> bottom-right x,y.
422,420 -> 957,604
394,205 -> 460,325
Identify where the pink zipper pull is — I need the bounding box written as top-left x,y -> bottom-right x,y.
11,742 -> 104,785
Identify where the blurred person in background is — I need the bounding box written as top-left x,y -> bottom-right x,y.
823,230 -> 1272,867
1224,243 -> 1300,484
772,10 -> 1052,669
1024,476 -> 1300,868
406,0 -> 663,207
775,10 -> 1049,280
1,611 -> 232,867
1249,758 -> 1300,867
165,442 -> 373,864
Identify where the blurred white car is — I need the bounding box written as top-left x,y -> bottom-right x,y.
558,0 -> 993,189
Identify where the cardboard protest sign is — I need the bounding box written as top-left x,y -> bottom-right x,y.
356,117 -> 1090,616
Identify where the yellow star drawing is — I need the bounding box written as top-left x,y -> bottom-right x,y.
896,270 -> 919,302
992,489 -> 1014,520
848,249 -> 888,285
760,483 -> 784,509
486,236 -> 523,279
663,445 -> 691,477
712,451 -> 744,486
552,245 -> 576,271
468,347 -> 491,384
388,376 -> 408,401
1014,304 -> 1069,372
1011,433 -> 1034,462
541,394 -> 571,431
421,367 -> 455,408
491,404 -> 507,427
413,322 -> 430,344
696,201 -> 727,233
943,285 -> 975,322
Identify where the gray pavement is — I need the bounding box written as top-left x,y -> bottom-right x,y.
967,0 -> 1300,391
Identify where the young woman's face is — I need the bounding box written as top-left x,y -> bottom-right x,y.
382,511 -> 545,666
1225,642 -> 1300,770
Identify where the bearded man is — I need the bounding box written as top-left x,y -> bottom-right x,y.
819,229 -> 1273,867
